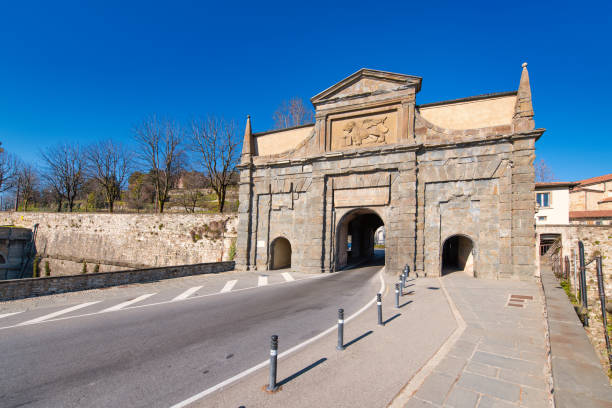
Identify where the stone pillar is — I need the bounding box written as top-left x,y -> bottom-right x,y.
511,136 -> 537,279
235,166 -> 253,271
389,165 -> 417,274
302,176 -> 326,273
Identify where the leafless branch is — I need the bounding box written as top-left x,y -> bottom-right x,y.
41,144 -> 85,212
85,140 -> 132,212
189,116 -> 239,213
133,116 -> 186,213
272,97 -> 314,130
534,158 -> 556,182
0,149 -> 18,194
16,162 -> 38,211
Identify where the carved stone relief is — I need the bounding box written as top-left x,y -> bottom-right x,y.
330,111 -> 397,150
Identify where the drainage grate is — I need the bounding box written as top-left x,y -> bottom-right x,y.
506,294 -> 533,308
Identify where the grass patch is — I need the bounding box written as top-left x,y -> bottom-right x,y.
560,279 -> 578,304
229,238 -> 236,261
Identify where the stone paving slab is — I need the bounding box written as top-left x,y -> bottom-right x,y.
402,272 -> 552,407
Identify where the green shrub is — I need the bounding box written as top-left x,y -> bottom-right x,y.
82,261 -> 88,274
44,261 -> 50,276
94,263 -> 100,273
229,238 -> 237,261
32,256 -> 40,278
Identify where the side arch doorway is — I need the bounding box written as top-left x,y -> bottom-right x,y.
335,208 -> 385,270
442,235 -> 475,276
270,237 -> 292,269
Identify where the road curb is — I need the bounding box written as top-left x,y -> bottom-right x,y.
387,276 -> 466,407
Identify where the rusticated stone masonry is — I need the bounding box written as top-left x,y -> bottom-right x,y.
235,66 -> 544,279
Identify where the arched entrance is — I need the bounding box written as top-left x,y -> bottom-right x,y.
336,208 -> 384,270
270,237 -> 291,269
442,235 -> 474,276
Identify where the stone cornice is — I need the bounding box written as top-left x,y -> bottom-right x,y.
311,68 -> 422,106
238,128 -> 545,171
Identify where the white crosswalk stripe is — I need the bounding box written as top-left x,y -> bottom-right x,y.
281,272 -> 295,282
220,280 -> 238,293
19,301 -> 101,325
101,293 -> 156,312
258,276 -> 268,287
0,311 -> 23,320
172,286 -> 202,302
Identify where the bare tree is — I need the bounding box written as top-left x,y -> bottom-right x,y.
534,158 -> 556,182
85,140 -> 132,213
41,144 -> 85,212
178,171 -> 207,213
273,97 -> 315,129
0,146 -> 18,194
134,116 -> 185,213
16,163 -> 38,211
189,117 -> 239,213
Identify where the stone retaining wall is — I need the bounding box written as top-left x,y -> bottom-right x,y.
0,212 -> 238,277
537,224 -> 612,376
0,261 -> 235,301
540,263 -> 612,405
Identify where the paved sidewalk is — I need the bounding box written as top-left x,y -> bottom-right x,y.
400,273 -> 552,407
191,272 -> 556,408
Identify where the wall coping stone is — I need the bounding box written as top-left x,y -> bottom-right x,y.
0,261 -> 235,301
540,263 -> 612,406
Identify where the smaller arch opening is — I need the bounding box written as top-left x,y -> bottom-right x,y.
271,237 -> 291,270
442,235 -> 474,276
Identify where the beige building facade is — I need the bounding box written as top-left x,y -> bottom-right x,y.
569,173 -> 612,224
236,65 -> 544,279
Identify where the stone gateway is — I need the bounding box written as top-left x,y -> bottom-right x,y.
236,65 -> 544,279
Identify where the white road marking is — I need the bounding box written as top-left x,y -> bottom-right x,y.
0,273 -> 329,331
19,301 -> 101,325
172,286 -> 202,302
258,276 -> 268,287
0,311 -> 22,319
281,272 -> 294,282
102,294 -> 156,312
169,269 -> 386,408
220,280 -> 238,293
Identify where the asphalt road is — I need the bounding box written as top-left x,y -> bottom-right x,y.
0,262 -> 382,408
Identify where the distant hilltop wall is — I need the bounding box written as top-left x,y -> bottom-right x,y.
0,212 -> 238,277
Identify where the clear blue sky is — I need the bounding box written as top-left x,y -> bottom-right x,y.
0,0 -> 610,181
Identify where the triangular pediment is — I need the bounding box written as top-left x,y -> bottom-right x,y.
311,68 -> 422,105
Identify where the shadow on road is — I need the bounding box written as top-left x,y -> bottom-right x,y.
344,330 -> 373,349
398,300 -> 413,308
382,313 -> 401,325
278,357 -> 328,387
